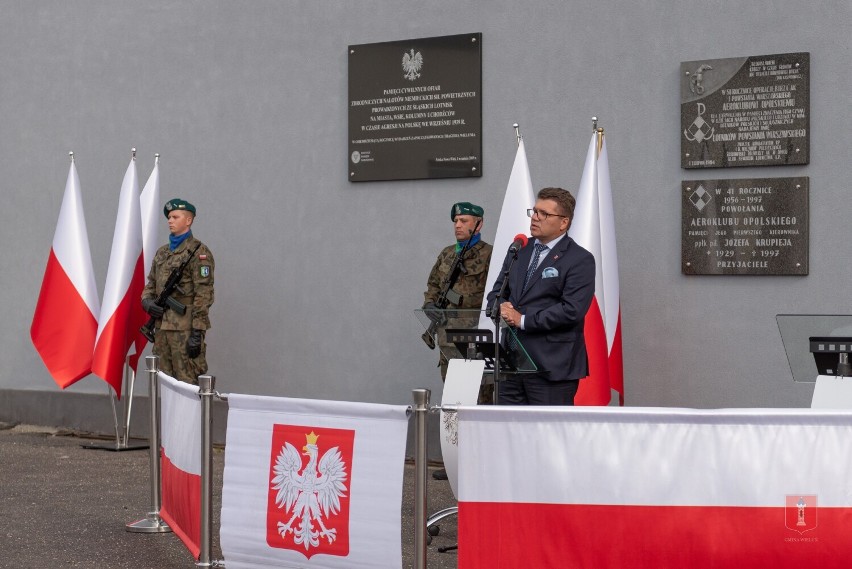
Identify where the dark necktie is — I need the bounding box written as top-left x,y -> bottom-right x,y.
522,243 -> 548,293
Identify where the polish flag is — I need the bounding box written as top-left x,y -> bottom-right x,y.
458,405 -> 852,569
568,130 -> 623,405
220,394 -> 410,569
91,157 -> 147,398
140,156 -> 161,278
480,138 -> 535,319
31,157 -> 100,388
159,372 -> 202,558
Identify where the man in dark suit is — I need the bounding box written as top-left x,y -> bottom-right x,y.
487,187 -> 595,405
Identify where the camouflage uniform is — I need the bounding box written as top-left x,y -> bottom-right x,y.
141,234 -> 214,384
423,239 -> 493,403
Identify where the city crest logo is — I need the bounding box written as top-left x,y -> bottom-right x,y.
266,424 -> 355,559
785,494 -> 818,534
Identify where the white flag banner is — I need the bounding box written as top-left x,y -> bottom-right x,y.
139,159 -> 161,279
458,406 -> 852,569
221,394 -> 410,569
479,139 -> 535,327
158,372 -> 202,559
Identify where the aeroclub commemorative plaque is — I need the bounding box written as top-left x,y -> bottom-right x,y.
681,52 -> 809,169
682,177 -> 808,275
348,33 -> 482,182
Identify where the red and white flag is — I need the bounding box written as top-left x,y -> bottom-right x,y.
568,131 -> 623,405
31,158 -> 100,388
140,157 -> 161,280
159,372 -> 202,559
480,138 -> 535,315
220,394 -> 409,569
91,157 -> 147,397
458,405 -> 852,569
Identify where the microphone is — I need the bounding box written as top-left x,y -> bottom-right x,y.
508,234 -> 528,255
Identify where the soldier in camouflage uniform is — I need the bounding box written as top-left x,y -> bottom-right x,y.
423,201 -> 493,391
141,199 -> 214,384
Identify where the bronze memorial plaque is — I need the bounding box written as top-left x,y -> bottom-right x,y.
681,52 -> 809,169
348,33 -> 482,182
682,177 -> 808,275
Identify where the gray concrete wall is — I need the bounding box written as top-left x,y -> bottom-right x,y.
3,1 -> 847,438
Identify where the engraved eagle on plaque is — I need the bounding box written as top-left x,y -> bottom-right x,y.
402,48 -> 423,81
270,432 -> 348,551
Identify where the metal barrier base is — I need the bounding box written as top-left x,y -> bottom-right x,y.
126,513 -> 172,533
80,439 -> 149,452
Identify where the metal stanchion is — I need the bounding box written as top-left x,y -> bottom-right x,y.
413,388 -> 431,569
126,356 -> 171,533
197,374 -> 216,568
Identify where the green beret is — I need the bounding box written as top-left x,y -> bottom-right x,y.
451,201 -> 484,220
163,199 -> 196,218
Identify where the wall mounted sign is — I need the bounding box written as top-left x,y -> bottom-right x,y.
681,52 -> 809,169
348,33 -> 482,182
682,177 -> 808,275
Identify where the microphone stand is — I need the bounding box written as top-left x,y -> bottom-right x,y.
490,245 -> 523,404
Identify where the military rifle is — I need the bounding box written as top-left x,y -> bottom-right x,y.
140,242 -> 202,343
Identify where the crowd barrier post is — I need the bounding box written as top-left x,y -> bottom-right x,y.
197,374 -> 218,568
126,356 -> 172,533
412,388 -> 431,569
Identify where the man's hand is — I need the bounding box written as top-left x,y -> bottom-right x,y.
142,298 -> 165,319
500,302 -> 522,328
187,329 -> 203,359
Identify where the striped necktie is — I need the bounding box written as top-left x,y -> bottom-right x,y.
522,243 -> 548,293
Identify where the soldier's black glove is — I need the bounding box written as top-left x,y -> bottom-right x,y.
187,329 -> 203,359
142,298 -> 165,318
423,302 -> 442,324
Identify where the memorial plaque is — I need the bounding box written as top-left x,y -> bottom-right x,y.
681,52 -> 809,169
682,177 -> 808,275
348,33 -> 482,182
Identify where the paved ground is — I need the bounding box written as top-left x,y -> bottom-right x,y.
0,423 -> 460,569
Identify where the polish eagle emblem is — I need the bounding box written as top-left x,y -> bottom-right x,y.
402,49 -> 423,81
270,431 -> 348,551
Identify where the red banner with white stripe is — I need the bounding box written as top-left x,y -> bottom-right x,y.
91,157 -> 147,397
458,406 -> 852,568
569,131 -> 623,405
31,158 -> 100,387
158,372 -> 202,559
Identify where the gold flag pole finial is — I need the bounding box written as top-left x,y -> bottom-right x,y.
513,123 -> 521,146
69,151 -> 74,163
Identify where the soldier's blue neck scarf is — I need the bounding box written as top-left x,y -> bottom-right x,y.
455,232 -> 480,253
169,230 -> 192,251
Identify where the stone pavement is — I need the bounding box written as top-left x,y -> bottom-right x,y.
0,423 -> 460,569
